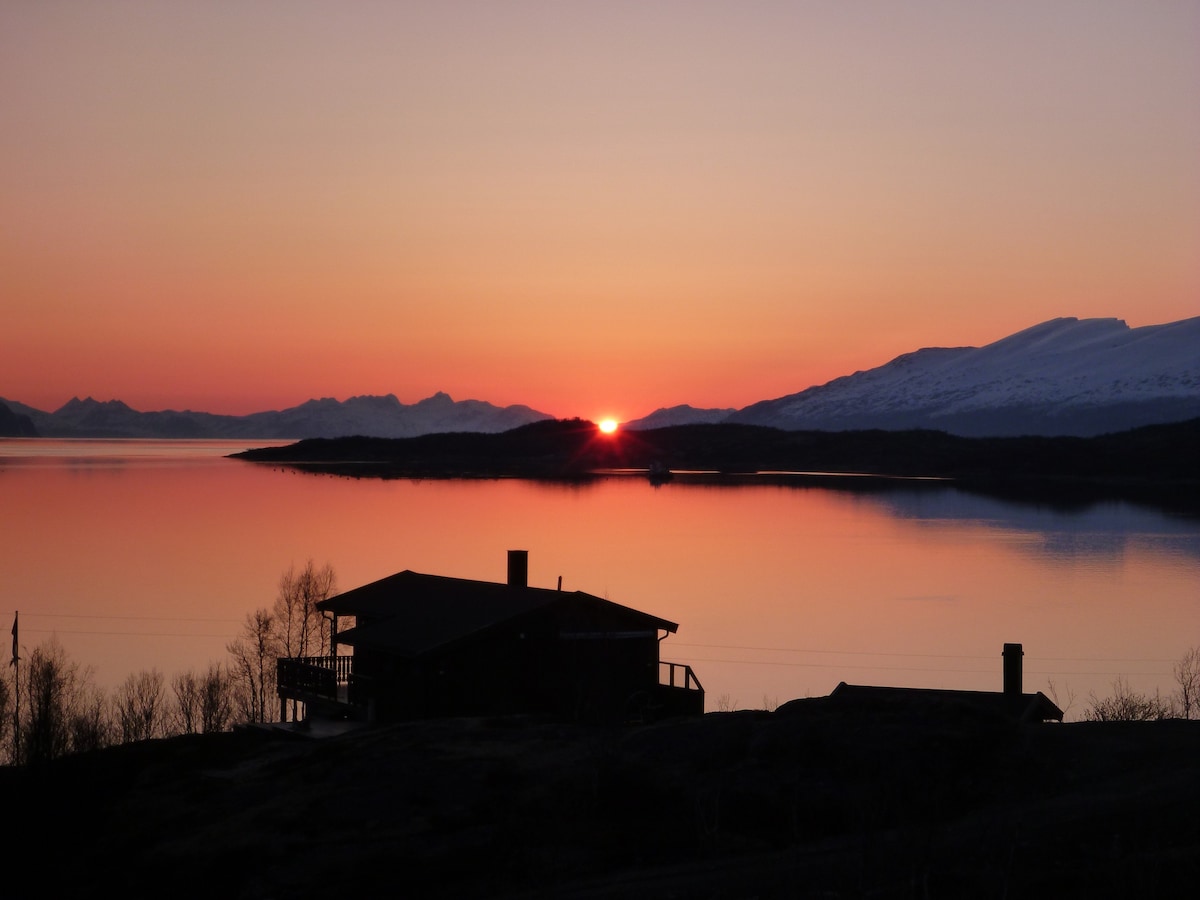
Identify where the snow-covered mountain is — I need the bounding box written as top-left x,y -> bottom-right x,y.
0,392 -> 552,439
624,405 -> 737,430
233,392 -> 550,439
729,317 -> 1200,437
6,317 -> 1197,441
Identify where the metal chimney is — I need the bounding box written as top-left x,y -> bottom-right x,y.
1003,643 -> 1023,695
507,550 -> 528,588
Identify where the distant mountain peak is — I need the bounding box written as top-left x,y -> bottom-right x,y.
729,315 -> 1200,437
625,405 -> 738,430
415,391 -> 456,408
11,316 -> 1197,441
17,392 -> 552,439
57,396 -> 136,414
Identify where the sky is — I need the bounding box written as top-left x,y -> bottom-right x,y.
3,1 -> 1198,424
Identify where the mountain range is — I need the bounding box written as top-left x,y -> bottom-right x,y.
627,316 -> 1200,437
3,317 -> 1197,439
0,392 -> 552,440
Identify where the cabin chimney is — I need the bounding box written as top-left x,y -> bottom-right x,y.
1003,643 -> 1023,695
507,550 -> 528,588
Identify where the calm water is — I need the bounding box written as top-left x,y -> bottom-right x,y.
3,438 -> 1198,718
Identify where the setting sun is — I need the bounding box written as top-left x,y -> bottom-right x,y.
598,418 -> 619,434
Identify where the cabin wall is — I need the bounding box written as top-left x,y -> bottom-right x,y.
356,605 -> 668,724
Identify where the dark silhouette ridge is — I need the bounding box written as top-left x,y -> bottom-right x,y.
231,417 -> 1200,510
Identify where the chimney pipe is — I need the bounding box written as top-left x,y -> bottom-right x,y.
1003,643 -> 1023,695
507,550 -> 528,588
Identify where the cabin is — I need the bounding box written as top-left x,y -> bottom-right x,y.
828,643 -> 1064,723
276,550 -> 704,725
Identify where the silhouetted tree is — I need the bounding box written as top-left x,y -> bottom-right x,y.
172,663 -> 235,734
1172,647 -> 1199,719
19,638 -> 103,762
0,666 -> 12,764
114,669 -> 168,743
1045,679 -> 1077,720
172,669 -> 202,735
70,684 -> 111,753
273,560 -> 337,661
273,560 -> 337,721
1083,675 -> 1171,722
198,663 -> 236,732
227,608 -> 277,723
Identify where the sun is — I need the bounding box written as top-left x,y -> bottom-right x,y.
598,418 -> 619,435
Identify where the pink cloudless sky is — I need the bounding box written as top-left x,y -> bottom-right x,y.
2,1 -> 1197,424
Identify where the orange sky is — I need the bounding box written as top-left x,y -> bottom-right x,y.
2,2 -> 1197,424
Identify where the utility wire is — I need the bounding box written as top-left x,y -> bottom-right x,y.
19,612 -> 241,623
672,642 -> 1178,664
23,628 -> 233,639
682,655 -> 1170,677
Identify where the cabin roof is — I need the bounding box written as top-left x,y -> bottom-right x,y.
829,682 -> 1064,723
319,569 -> 679,657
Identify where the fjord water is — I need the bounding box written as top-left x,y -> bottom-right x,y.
3,439 -> 1197,717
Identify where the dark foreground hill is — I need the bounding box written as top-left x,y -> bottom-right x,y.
4,703 -> 1199,899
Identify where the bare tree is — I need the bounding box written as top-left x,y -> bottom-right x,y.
19,637 -> 101,762
272,560 -> 337,722
114,669 -> 168,743
70,684 -> 111,753
1083,675 -> 1171,722
198,663 -> 236,732
172,668 -> 203,735
173,663 -> 236,734
273,559 -> 337,660
1045,679 -> 1077,720
227,608 -> 277,723
226,561 -> 338,725
1172,646 -> 1199,720
0,665 -> 12,764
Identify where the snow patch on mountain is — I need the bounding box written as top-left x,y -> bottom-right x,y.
624,405 -> 738,430
729,317 -> 1200,437
5,393 -> 553,439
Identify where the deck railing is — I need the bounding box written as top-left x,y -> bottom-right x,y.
277,655 -> 354,702
660,661 -> 703,692
656,661 -> 705,717
278,655 -> 703,717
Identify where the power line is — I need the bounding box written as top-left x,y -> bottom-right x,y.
23,628 -> 233,639
674,642 -> 982,659
672,642 -> 1178,664
18,612 -> 241,624
684,656 -> 995,673
682,655 -> 1170,677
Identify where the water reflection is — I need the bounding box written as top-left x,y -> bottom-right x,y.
856,485 -> 1200,564
3,440 -> 1197,718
